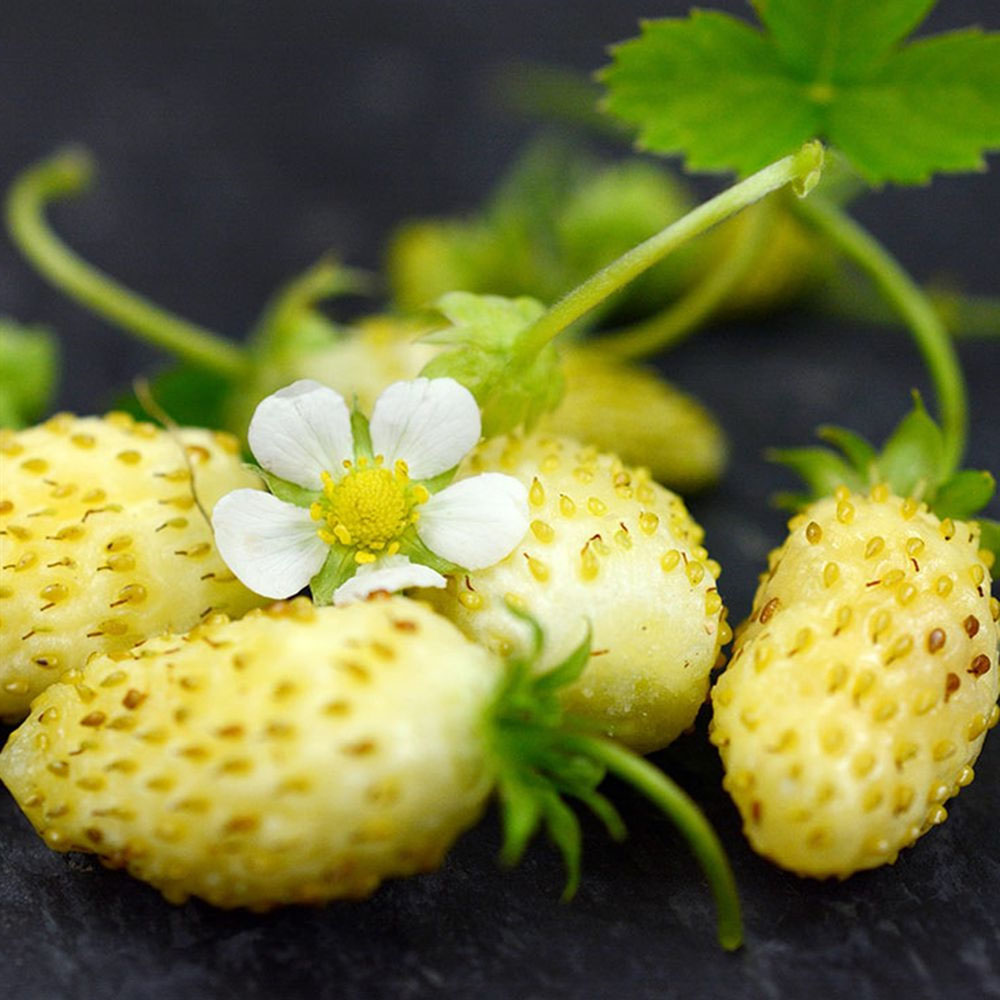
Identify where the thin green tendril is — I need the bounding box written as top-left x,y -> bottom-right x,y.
4,148 -> 249,379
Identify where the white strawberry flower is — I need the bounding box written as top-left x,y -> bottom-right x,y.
212,377 -> 529,605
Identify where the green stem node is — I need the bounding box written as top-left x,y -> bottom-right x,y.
794,196 -> 967,476
514,141 -> 824,361
5,148 -> 250,379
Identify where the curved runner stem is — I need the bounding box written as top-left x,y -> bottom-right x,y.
513,142 -> 824,363
600,198 -> 776,361
5,148 -> 250,379
794,196 -> 967,476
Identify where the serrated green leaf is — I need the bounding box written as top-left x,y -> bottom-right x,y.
0,318 -> 58,427
752,1 -> 935,81
931,470 -> 996,521
768,445 -> 863,500
603,3 -> 1000,184
604,12 -> 819,177
876,396 -> 946,497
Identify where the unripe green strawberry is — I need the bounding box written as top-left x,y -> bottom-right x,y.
0,412 -> 268,720
0,596 -> 499,908
420,432 -> 729,754
710,486 -> 1000,877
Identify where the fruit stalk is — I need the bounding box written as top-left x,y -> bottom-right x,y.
513,142 -> 824,362
562,732 -> 743,952
600,198 -> 776,360
5,148 -> 250,380
794,196 -> 967,477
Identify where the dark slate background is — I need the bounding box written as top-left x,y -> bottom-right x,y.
1,2 -> 998,998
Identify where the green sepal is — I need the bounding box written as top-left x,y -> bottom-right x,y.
767,446 -> 864,498
931,471 -> 996,521
419,465 -> 459,495
0,318 -> 59,428
350,405 -> 373,462
975,519 -> 1000,565
877,393 -> 946,498
251,466 -> 323,509
308,546 -> 356,606
486,606 -> 742,949
395,530 -> 463,576
420,292 -> 565,437
816,424 -> 877,476
771,396 -> 997,527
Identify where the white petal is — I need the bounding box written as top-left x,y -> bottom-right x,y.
248,379 -> 353,489
416,473 -> 528,569
369,377 -> 481,480
332,555 -> 446,605
212,489 -> 328,599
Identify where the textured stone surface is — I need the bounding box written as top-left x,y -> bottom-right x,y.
2,1 -> 998,997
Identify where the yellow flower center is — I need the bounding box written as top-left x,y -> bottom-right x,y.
311,456 -> 430,563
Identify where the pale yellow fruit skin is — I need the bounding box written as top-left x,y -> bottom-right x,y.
711,490 -> 1000,878
420,433 -> 728,754
0,413 -> 268,720
539,347 -> 726,492
0,596 -> 500,909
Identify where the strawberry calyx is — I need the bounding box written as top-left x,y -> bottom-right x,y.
769,393 -> 999,562
487,604 -> 743,951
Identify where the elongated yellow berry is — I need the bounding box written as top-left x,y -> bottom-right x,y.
0,413 -> 268,719
421,433 -> 728,753
711,491 -> 999,877
0,596 -> 500,908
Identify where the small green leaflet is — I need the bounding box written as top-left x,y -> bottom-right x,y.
420,291 -> 565,437
603,0 -> 1000,183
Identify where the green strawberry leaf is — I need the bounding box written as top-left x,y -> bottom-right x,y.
602,2 -> 1000,183
420,292 -> 565,437
876,393 -> 946,497
0,318 -> 58,427
931,470 -> 996,521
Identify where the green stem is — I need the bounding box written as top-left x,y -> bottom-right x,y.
563,732 -> 743,952
601,198 -> 776,360
794,196 -> 967,475
514,142 -> 824,362
5,148 -> 250,379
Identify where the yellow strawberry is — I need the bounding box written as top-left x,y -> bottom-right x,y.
0,412 -> 268,719
711,486 -> 999,877
420,432 -> 729,753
